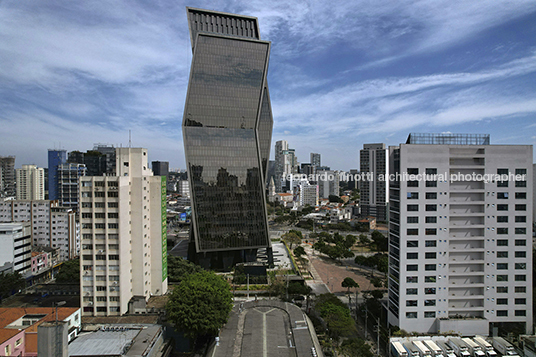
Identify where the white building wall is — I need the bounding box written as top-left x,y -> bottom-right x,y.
0,222 -> 32,274
16,165 -> 45,201
388,144 -> 533,335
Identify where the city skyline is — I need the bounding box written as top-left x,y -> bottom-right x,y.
1,1 -> 536,170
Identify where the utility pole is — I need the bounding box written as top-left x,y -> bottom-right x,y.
376,318 -> 380,356
247,274 -> 250,300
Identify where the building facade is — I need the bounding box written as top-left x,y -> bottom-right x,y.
57,163 -> 86,211
152,161 -> 169,178
310,153 -> 321,168
388,133 -> 533,336
0,156 -> 16,198
48,149 -> 66,200
79,148 -> 167,316
16,165 -> 45,200
0,222 -> 32,274
317,170 -> 340,199
360,143 -> 389,221
0,200 -> 78,261
182,8 -> 273,268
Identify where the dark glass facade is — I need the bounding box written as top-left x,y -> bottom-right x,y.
183,8 -> 272,254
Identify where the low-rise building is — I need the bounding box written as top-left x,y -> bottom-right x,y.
0,222 -> 32,274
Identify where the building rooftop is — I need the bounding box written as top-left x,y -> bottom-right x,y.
406,133 -> 490,145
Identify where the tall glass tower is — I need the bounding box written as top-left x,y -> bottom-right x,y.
182,8 -> 273,269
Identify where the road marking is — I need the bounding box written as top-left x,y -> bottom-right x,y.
263,312 -> 267,357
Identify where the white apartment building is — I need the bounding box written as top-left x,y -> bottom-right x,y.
388,133 -> 533,336
0,200 -> 78,261
298,181 -> 318,207
0,222 -> 32,274
79,148 -> 168,316
16,164 -> 45,200
360,143 -> 389,221
317,170 -> 340,199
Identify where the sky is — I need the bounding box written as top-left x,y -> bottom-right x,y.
1,0 -> 536,171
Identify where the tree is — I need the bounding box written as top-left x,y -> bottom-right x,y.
166,270 -> 233,340
56,258 -> 80,284
293,246 -> 306,259
371,230 -> 387,251
328,194 -> 343,203
341,277 -> 359,293
282,231 -> 301,249
0,271 -> 24,299
167,256 -> 203,284
343,235 -> 357,249
340,338 -> 373,357
358,233 -> 370,245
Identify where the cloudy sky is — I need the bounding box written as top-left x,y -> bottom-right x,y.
1,0 -> 536,170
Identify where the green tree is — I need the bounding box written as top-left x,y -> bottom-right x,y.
343,235 -> 357,249
341,277 -> 359,293
0,271 -> 24,299
340,338 -> 373,357
56,258 -> 80,284
328,195 -> 343,203
282,231 -> 301,249
358,234 -> 370,245
167,256 -> 203,284
293,246 -> 306,259
371,230 -> 387,251
166,270 -> 233,340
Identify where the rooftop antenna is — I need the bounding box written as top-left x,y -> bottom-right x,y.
129,130 -> 132,148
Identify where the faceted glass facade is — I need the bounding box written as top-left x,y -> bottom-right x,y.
183,8 -> 272,253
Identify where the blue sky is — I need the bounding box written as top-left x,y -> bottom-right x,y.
1,0 -> 535,170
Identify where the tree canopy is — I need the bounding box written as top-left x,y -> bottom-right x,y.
0,271 -> 24,299
167,255 -> 203,284
341,277 -> 359,293
166,270 -> 233,339
56,258 -> 80,284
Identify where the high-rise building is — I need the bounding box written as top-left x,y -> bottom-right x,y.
298,181 -> 318,207
48,150 -> 67,200
274,140 -> 299,192
16,164 -> 45,200
0,222 -> 32,274
79,148 -> 167,316
317,170 -> 340,199
182,8 -> 273,269
92,144 -> 117,174
152,161 -> 169,178
388,133 -> 533,336
57,163 -> 86,211
310,153 -> 321,168
0,200 -> 78,261
0,156 -> 16,198
360,143 -> 389,221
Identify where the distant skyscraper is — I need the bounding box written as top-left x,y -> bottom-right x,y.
48,149 -> 66,200
360,143 -> 388,221
388,133 -> 533,335
152,161 -> 169,178
182,7 -> 273,269
57,163 -> 86,211
16,164 -> 45,200
310,153 -> 321,168
0,156 -> 16,198
275,140 -> 299,192
317,170 -> 340,199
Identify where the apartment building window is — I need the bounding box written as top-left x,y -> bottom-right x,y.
408,168 -> 419,175
96,255 -> 106,260
426,181 -> 437,187
108,192 -> 118,198
82,192 -> 92,198
496,298 -> 508,305
95,223 -> 105,229
424,299 -> 436,306
515,216 -> 526,223
497,228 -> 508,235
407,241 -> 418,247
96,276 -> 106,281
97,296 -> 106,302
497,275 -> 508,282
515,240 -> 526,246
95,213 -> 105,219
497,216 -> 508,223
407,181 -> 419,187
497,310 -> 508,317
515,263 -> 526,270
497,192 -> 508,199
108,202 -> 119,208
497,168 -> 509,175
107,181 -> 118,187
82,255 -> 93,260
406,312 -> 417,318
515,181 -> 526,188
110,296 -> 120,302
95,202 -> 105,208
424,288 -> 436,294
425,228 -> 437,235
425,276 -> 436,283
497,204 -> 508,211
108,223 -> 118,229
497,251 -> 508,258
425,252 -> 436,259
95,192 -> 105,198
407,265 -> 418,271
497,286 -> 508,293
425,264 -> 436,271
108,213 -> 119,219
82,202 -> 92,208
515,228 -> 526,234
109,255 -> 119,260
426,192 -> 437,199
407,192 -> 419,199
497,240 -> 508,246
425,204 -> 437,211
407,229 -> 418,235
407,253 -> 418,259
515,251 -> 526,258
497,180 -> 508,187
515,192 -> 526,199
424,312 -> 436,318
407,276 -> 418,283
425,216 -> 437,223
96,286 -> 106,291
425,240 -> 437,247
515,275 -> 526,281
515,298 -> 526,305
407,204 -> 419,212
406,288 -> 418,295
109,244 -> 119,250
515,310 -> 526,317
108,234 -> 119,239
497,263 -> 508,270
515,204 -> 526,211
515,286 -> 526,293
406,300 -> 417,306
407,217 -> 419,223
